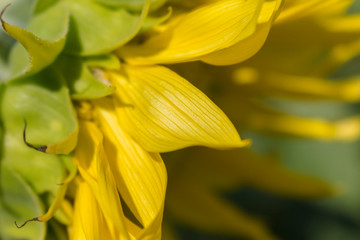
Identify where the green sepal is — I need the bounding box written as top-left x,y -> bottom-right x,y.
64,0 -> 151,55
55,54 -> 115,100
2,2 -> 69,81
1,67 -> 76,194
2,67 -> 77,147
0,164 -> 45,240
83,54 -> 121,70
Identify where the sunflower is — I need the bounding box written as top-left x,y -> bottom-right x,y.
0,0 -> 358,240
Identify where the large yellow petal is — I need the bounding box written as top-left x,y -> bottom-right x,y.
94,98 -> 167,239
72,120 -> 129,239
108,65 -> 250,152
119,0 -> 263,65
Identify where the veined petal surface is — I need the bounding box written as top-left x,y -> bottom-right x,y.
94,98 -> 167,239
72,120 -> 129,239
119,0 -> 263,65
110,65 -> 250,152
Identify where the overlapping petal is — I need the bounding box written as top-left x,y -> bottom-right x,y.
94,98 -> 167,239
119,0 -> 265,65
72,120 -> 129,239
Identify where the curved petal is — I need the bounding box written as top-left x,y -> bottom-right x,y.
94,98 -> 167,239
109,65 -> 250,152
201,23 -> 271,65
71,180 -> 112,240
119,0 -> 263,65
201,0 -> 282,65
72,120 -> 129,239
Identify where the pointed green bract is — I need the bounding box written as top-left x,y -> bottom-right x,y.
0,164 -> 45,240
64,0 -> 150,55
55,54 -> 115,99
3,2 -> 69,80
1,68 -> 76,193
2,67 -> 78,151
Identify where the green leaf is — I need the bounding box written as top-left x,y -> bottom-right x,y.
55,54 -> 115,99
3,2 -> 69,80
64,0 -> 150,55
0,164 -> 45,240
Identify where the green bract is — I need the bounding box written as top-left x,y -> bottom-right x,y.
4,2 -> 69,80
0,165 -> 45,240
0,0 -> 169,238
64,0 -> 150,55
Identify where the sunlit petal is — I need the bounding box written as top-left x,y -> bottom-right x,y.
94,98 -> 167,239
119,0 -> 263,64
108,65 -> 250,152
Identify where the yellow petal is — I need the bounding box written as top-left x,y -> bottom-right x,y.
233,100 -> 360,140
72,120 -> 129,239
45,125 -> 79,154
94,98 -> 167,239
71,180 -> 111,240
109,65 -> 250,152
180,148 -> 336,198
200,0 -> 282,65
233,71 -> 360,102
119,0 -> 263,65
201,23 -> 271,66
275,0 -> 352,24
166,180 -> 277,240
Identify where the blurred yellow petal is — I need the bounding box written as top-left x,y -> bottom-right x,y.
108,65 -> 250,152
94,98 -> 166,239
233,71 -> 360,102
119,0 -> 263,65
234,101 -> 360,140
71,180 -> 111,240
166,180 -> 277,240
275,0 -> 352,24
183,148 -> 336,198
320,15 -> 360,32
73,120 -> 129,239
